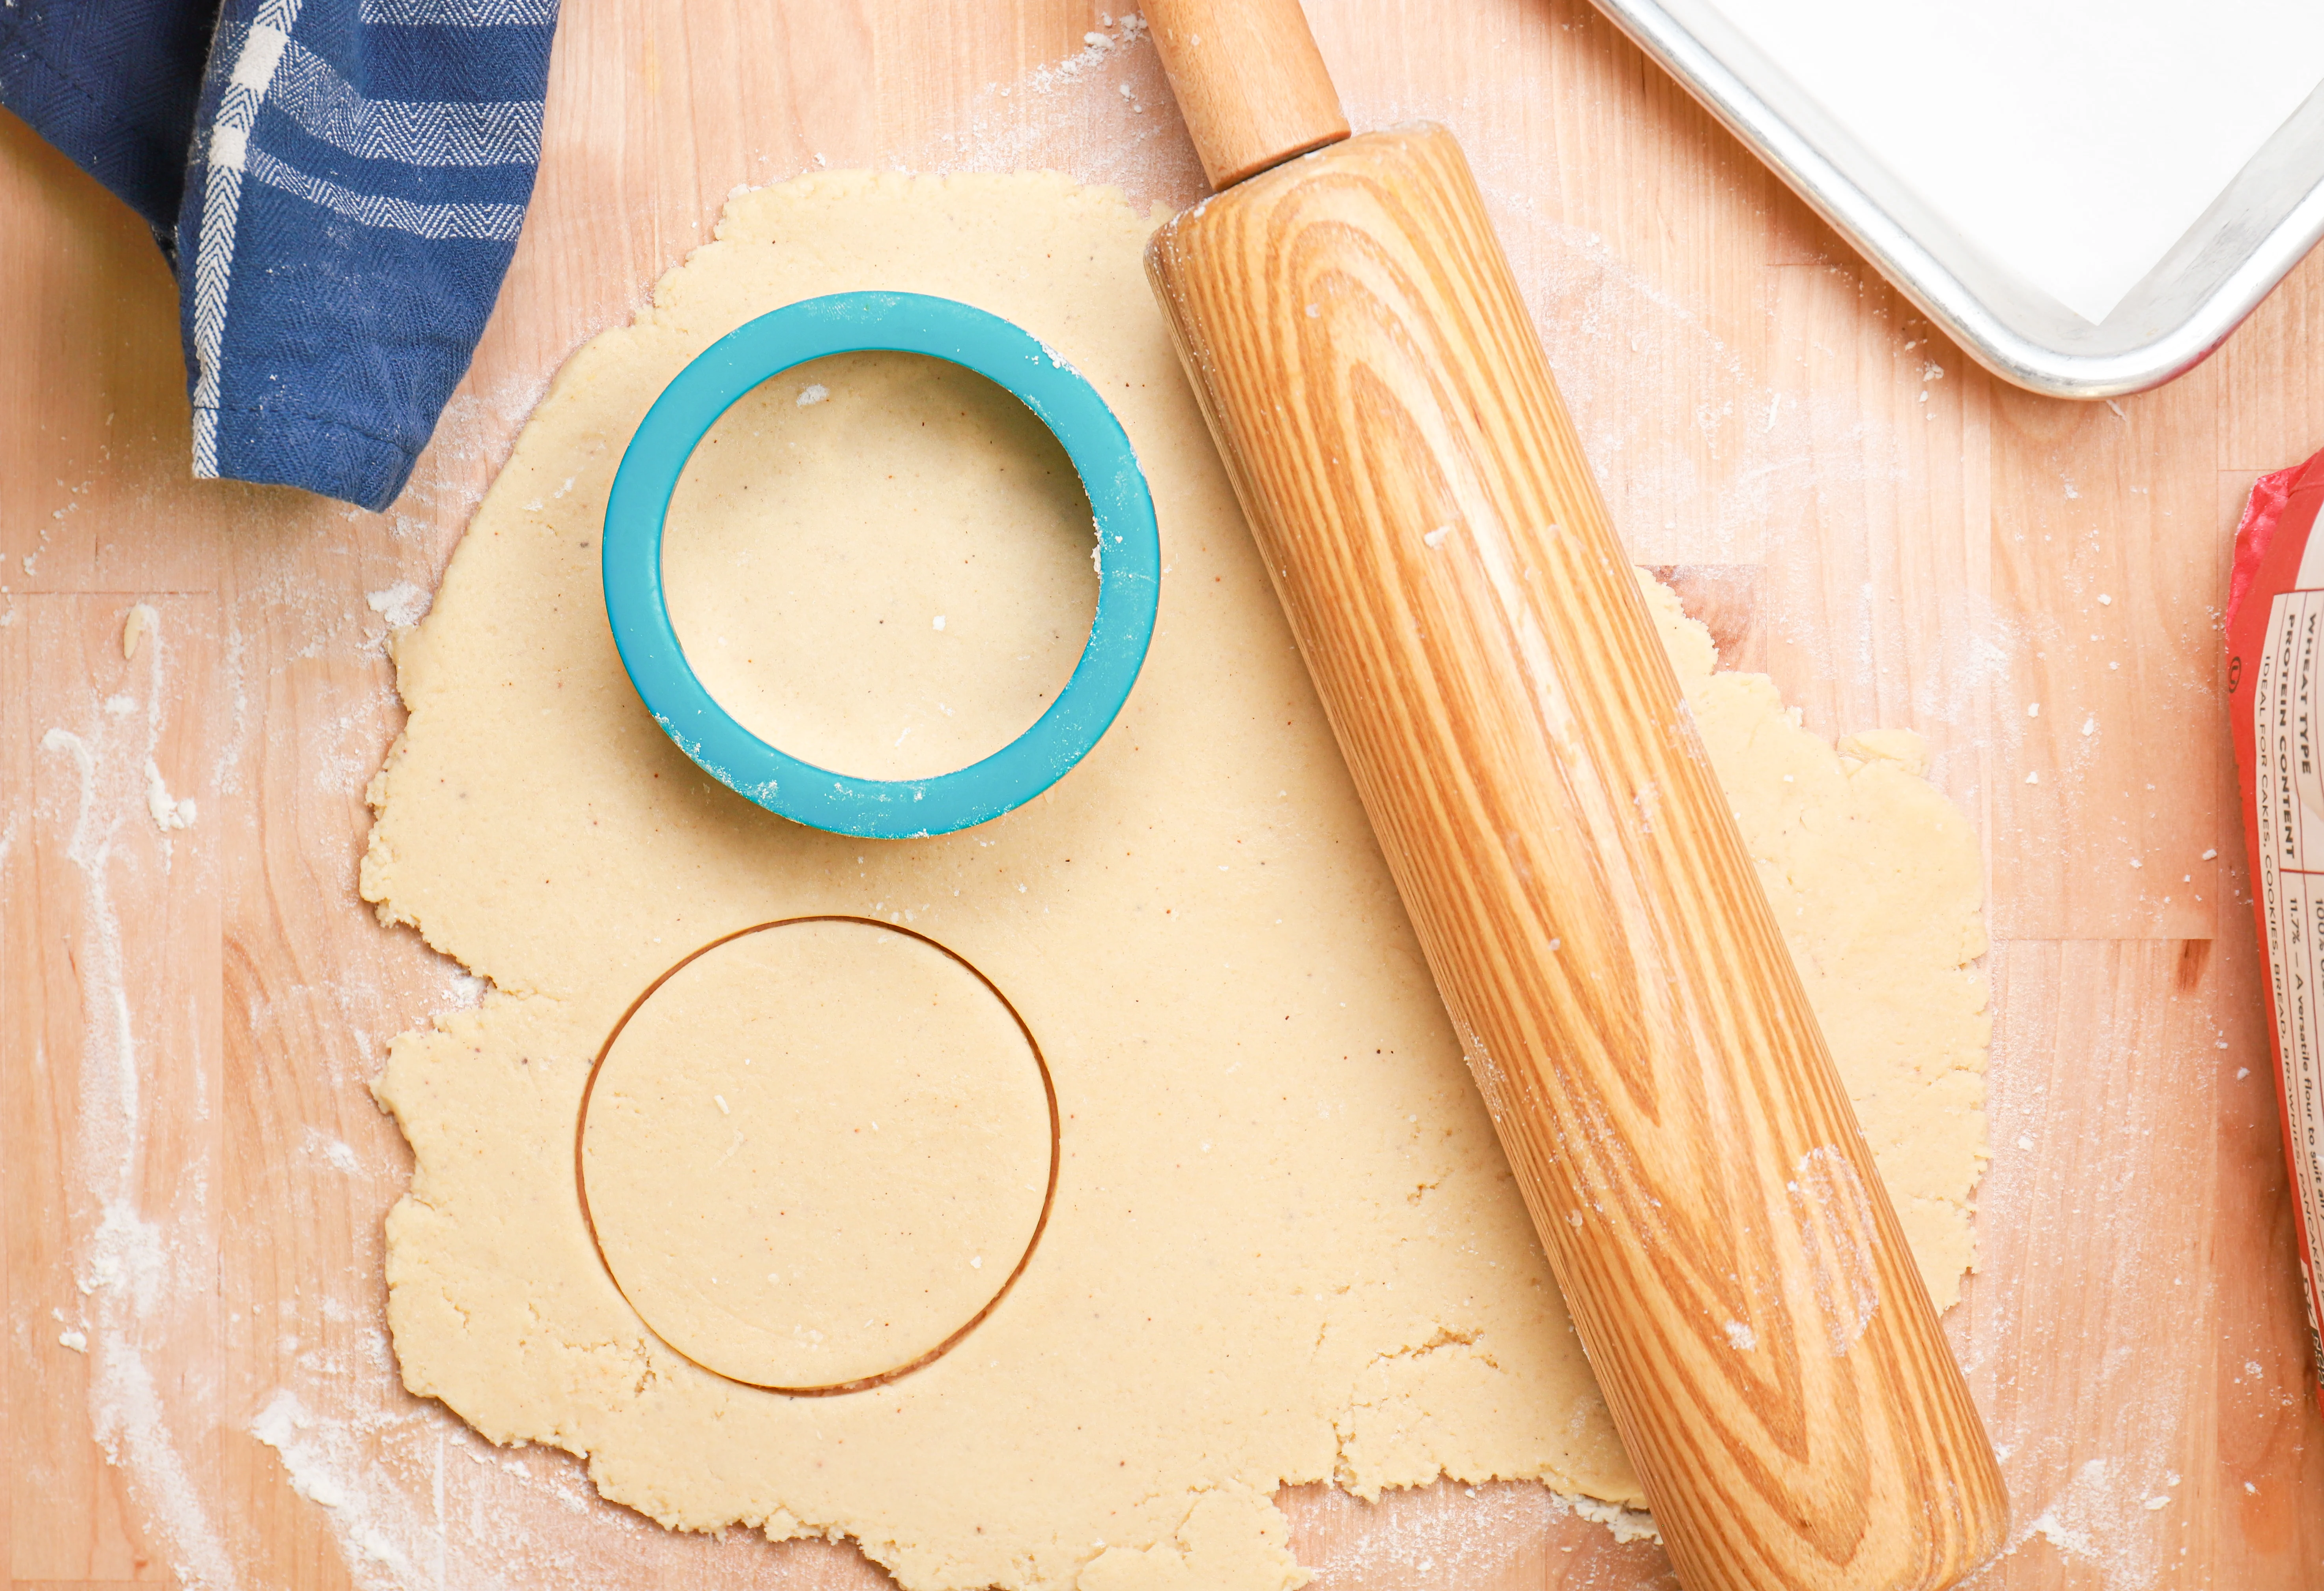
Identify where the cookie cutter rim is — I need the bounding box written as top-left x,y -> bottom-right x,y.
602,291 -> 1160,838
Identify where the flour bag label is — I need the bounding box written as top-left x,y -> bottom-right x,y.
2229,442 -> 2324,1415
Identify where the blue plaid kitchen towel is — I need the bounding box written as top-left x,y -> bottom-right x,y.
2,0 -> 560,511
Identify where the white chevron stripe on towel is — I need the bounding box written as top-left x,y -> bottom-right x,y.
269,38 -> 542,165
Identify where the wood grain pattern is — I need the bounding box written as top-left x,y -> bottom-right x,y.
1963,937 -> 2286,1583
7,0 -> 2324,1587
1987,368 -> 2224,942
1148,123 -> 2006,1590
4,595 -> 224,1585
1753,262 -> 1994,836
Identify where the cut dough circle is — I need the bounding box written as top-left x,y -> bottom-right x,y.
578,917 -> 1056,1390
363,170 -> 1990,1591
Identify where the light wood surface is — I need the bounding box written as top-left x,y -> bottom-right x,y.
1148,113 -> 2002,1587
4,2 -> 2322,1588
1144,0 -> 1348,187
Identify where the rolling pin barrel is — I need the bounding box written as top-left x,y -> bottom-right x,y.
1140,4 -> 2007,1589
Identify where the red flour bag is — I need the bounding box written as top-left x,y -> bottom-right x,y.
2229,441 -> 2324,1415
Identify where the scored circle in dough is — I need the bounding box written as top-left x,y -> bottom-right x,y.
578,917 -> 1054,1390
362,170 -> 1991,1591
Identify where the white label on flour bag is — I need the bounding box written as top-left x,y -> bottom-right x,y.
2230,449 -> 2324,1416
2253,594 -> 2324,1356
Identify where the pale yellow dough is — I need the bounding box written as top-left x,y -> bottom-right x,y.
579,918 -> 1054,1390
363,170 -> 1989,1591
661,349 -> 1097,780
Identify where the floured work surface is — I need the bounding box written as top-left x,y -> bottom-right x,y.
361,170 -> 1990,1591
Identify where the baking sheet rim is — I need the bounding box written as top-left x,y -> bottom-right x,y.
1585,0 -> 2324,399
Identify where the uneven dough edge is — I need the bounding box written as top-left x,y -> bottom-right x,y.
360,168 -> 1989,1591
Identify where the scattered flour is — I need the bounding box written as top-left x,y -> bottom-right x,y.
366,582 -> 433,630
1028,10 -> 1148,91
241,1385 -> 683,1591
144,759 -> 197,831
1285,1479 -> 1660,1589
2025,1460 -> 2127,1567
1787,1144 -> 1883,1357
35,599 -> 237,1589
252,1392 -> 434,1588
1971,946 -> 2200,1590
918,12 -> 1202,216
302,1126 -> 365,1175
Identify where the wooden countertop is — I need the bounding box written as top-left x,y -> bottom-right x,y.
5,2 -> 2322,1586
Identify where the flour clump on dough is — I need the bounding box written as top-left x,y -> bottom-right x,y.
362,169 -> 1989,1591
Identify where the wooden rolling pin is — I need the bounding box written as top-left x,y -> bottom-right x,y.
1138,5 -> 2008,1588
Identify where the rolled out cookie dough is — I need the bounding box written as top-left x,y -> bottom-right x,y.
578,917 -> 1055,1391
362,170 -> 1990,1591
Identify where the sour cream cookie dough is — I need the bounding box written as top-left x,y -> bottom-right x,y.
362,170 -> 1990,1591
577,916 -> 1056,1392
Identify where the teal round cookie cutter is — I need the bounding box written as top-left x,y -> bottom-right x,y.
602,292 -> 1160,839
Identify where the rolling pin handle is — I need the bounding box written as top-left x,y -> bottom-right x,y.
1144,0 -> 1350,189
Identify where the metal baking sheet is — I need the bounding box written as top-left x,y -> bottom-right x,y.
1587,0 -> 2324,398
